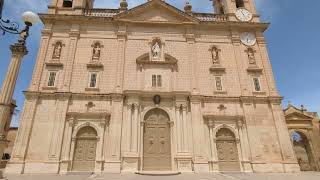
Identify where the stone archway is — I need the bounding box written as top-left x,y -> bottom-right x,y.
291,131 -> 316,171
216,128 -> 240,171
143,108 -> 172,171
72,126 -> 98,172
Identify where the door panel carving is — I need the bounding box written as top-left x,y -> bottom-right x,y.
143,109 -> 171,171
72,126 -> 97,172
216,128 -> 240,171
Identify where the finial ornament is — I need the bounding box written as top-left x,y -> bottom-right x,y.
120,0 -> 128,12
184,1 -> 192,14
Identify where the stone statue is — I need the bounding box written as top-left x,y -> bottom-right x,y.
152,42 -> 161,59
247,48 -> 256,64
92,44 -> 101,60
53,42 -> 62,59
211,47 -> 219,64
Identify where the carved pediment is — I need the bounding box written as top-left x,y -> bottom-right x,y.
284,105 -> 314,121
115,0 -> 199,24
136,53 -> 177,65
285,112 -> 313,121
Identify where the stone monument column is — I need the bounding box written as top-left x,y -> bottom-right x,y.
0,43 -> 27,158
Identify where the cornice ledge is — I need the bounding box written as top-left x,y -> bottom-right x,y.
247,66 -> 263,73
46,61 -> 64,68
23,91 -> 40,100
66,111 -> 111,120
203,114 -> 244,121
268,96 -> 283,104
209,65 -> 226,72
111,93 -> 124,102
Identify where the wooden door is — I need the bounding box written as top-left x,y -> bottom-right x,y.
143,109 -> 171,171
216,128 -> 240,171
72,127 -> 97,172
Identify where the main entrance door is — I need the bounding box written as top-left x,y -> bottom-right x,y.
143,108 -> 171,171
216,128 -> 240,171
72,126 -> 97,172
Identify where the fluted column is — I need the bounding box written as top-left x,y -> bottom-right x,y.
0,43 -> 27,157
208,120 -> 218,162
132,103 -> 139,152
181,105 -> 188,152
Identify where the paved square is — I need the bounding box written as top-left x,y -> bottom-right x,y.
4,173 -> 320,180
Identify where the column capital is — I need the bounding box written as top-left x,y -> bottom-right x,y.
10,43 -> 28,56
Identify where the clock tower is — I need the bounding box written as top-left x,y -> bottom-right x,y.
212,0 -> 259,22
48,0 -> 94,14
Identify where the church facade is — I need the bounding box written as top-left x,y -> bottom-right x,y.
5,0 -> 301,174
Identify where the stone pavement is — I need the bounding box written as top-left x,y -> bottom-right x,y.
4,173 -> 320,180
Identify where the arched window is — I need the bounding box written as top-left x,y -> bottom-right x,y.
63,0 -> 73,8
235,0 -> 245,8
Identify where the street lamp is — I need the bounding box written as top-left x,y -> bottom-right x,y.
0,11 -> 39,177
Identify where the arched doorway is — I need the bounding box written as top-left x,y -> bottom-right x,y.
143,108 -> 171,171
216,128 -> 240,171
72,126 -> 98,172
291,131 -> 315,171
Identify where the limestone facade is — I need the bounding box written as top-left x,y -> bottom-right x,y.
5,0 -> 301,174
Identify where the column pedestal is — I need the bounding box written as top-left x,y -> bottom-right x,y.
175,153 -> 192,172
121,152 -> 139,172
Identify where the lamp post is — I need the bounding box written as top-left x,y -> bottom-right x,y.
0,11 -> 39,176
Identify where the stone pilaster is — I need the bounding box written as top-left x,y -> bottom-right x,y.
185,25 -> 199,94
60,116 -> 76,173
29,27 -> 52,91
207,119 -> 219,171
48,94 -> 70,163
269,98 -> 300,172
237,119 -> 253,172
104,94 -> 123,173
115,23 -> 127,93
62,25 -> 80,92
257,35 -> 279,96
5,92 -> 38,174
231,32 -> 250,96
189,95 -> 209,172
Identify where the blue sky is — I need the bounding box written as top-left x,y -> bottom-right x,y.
0,0 -> 319,127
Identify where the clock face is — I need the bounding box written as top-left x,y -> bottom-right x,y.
235,8 -> 253,22
240,32 -> 256,46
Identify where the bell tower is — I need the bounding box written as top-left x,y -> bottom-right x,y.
48,0 -> 94,14
211,0 -> 258,22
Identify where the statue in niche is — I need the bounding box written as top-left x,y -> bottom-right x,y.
92,43 -> 101,60
52,42 -> 62,59
247,48 -> 256,64
152,41 -> 161,59
211,47 -> 220,64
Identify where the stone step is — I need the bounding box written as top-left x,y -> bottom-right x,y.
135,171 -> 181,176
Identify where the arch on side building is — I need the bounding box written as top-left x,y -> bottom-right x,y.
290,130 -> 317,171
72,126 -> 98,172
215,126 -> 241,171
142,108 -> 172,171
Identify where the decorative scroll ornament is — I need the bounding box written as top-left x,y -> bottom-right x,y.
0,18 -> 20,35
